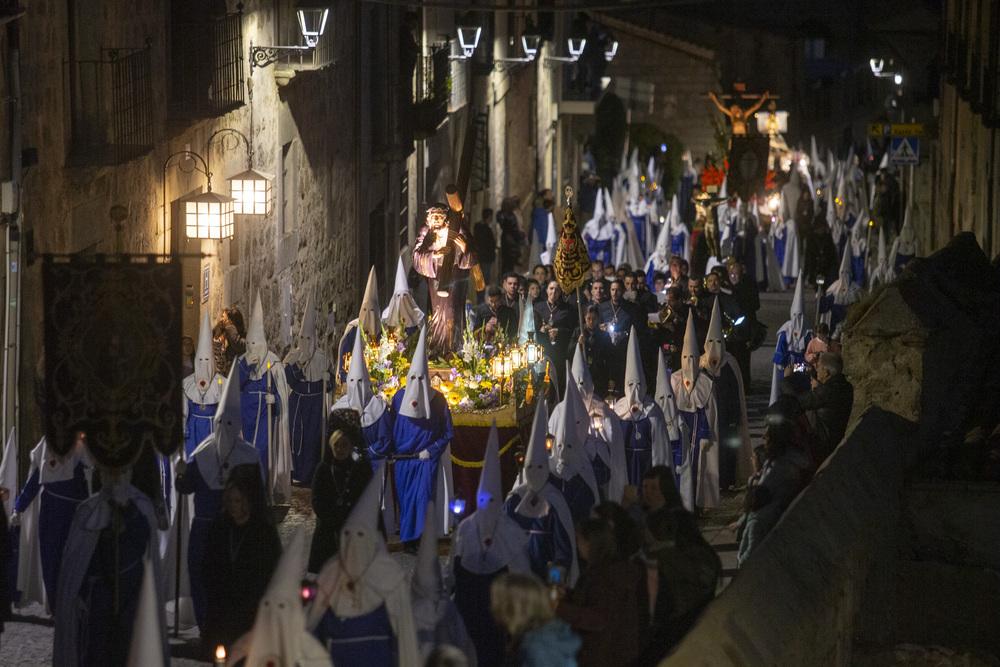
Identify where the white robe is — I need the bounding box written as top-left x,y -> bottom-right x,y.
670,373 -> 720,510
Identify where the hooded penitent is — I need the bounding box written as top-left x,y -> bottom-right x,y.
194,312 -> 216,391
382,256 -> 425,330
297,290 -> 318,363
412,500 -> 443,602
343,322 -> 375,414
870,225 -> 894,286
476,422 -> 504,539
890,201 -> 919,271
359,266 -> 381,339
680,313 -> 701,394
339,464 -> 384,582
550,366 -> 600,501
702,297 -> 726,375
787,272 -> 806,350
192,371 -> 261,487
571,344 -> 595,402
516,400 -> 552,517
0,428 -> 16,518
244,528 -> 331,667
622,326 -> 647,414
398,326 -> 432,420
830,243 -> 861,306
245,292 -> 268,368
654,349 -> 682,442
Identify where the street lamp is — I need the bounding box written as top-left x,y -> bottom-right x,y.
493,24 -> 542,71
250,3 -> 331,70
164,151 -> 235,241
206,128 -> 275,216
452,25 -> 482,60
604,40 -> 619,62
545,37 -> 587,67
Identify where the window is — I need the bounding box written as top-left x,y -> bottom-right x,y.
169,2 -> 244,117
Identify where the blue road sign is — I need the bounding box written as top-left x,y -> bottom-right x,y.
890,137 -> 919,165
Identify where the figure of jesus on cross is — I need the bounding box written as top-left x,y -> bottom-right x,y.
708,90 -> 770,136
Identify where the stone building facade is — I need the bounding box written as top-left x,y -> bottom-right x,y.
10,0 -> 412,458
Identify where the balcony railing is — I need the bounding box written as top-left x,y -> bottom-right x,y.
170,10 -> 244,117
65,46 -> 154,166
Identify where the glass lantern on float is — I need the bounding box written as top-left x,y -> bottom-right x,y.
524,340 -> 541,366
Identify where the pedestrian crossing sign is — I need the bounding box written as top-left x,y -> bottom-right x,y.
890,137 -> 919,165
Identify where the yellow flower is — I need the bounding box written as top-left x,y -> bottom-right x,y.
446,391 -> 461,406
480,380 -> 493,389
399,376 -> 407,386
441,381 -> 454,392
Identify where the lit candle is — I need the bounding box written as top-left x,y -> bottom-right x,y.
215,645 -> 226,666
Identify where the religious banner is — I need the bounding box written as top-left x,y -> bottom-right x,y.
728,135 -> 770,200
43,256 -> 183,467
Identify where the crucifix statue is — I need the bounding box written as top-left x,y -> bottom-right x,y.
708,90 -> 770,136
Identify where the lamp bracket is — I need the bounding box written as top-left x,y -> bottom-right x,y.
544,56 -> 579,69
493,56 -> 535,72
250,44 -> 312,70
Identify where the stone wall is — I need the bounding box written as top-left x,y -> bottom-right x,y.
665,408 -> 914,666
13,0 -> 392,470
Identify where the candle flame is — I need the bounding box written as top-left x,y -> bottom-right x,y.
216,645 -> 226,660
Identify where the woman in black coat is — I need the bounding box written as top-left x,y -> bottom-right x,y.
307,409 -> 374,573
200,468 -> 280,660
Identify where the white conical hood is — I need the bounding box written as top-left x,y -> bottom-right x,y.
897,202 -> 917,255
551,362 -> 590,478
382,256 -> 426,330
340,465 -> 384,580
213,370 -> 242,455
603,187 -> 616,223
476,420 -> 504,537
539,211 -> 558,265
245,528 -> 318,667
126,556 -> 166,667
668,194 -> 682,233
359,266 -> 381,339
518,297 -> 536,345
245,292 -> 269,366
703,297 -> 725,373
810,136 -> 822,177
523,400 -> 550,493
623,326 -> 646,413
838,240 -> 853,285
649,200 -> 672,269
345,320 -> 374,411
412,500 -> 443,601
718,175 -> 727,201
398,326 -> 432,419
788,272 -> 806,348
194,311 -> 216,390
877,226 -> 888,265
572,344 -> 595,401
654,349 -> 679,426
680,311 -> 700,390
589,183 -> 606,225
297,290 -> 317,362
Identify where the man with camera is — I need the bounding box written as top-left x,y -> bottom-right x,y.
781,351 -> 854,464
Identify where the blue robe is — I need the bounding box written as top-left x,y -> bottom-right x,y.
620,415 -> 655,488
67,499 -> 151,666
285,364 -> 325,485
772,330 -> 813,368
679,409 -> 712,496
364,409 -> 396,470
314,602 -> 397,666
587,237 -> 614,265
851,255 -> 866,287
670,232 -> 688,260
631,213 -> 647,254
818,293 -> 850,332
503,489 -> 574,582
391,391 -> 453,542
548,472 -> 596,524
14,463 -> 89,601
184,400 -> 217,459
237,357 -> 283,481
772,233 -> 787,268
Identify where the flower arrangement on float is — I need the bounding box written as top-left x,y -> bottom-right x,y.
340,319 -> 550,411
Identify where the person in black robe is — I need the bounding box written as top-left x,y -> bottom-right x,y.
307,409 -> 374,573
568,305 -> 613,398
200,467 -> 280,661
535,280 -> 577,396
